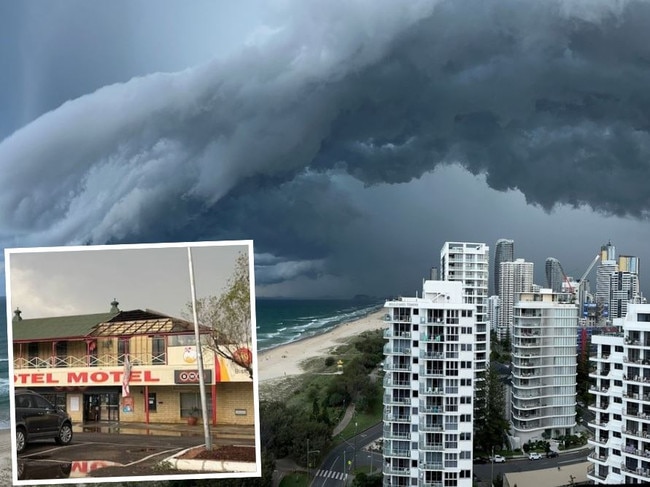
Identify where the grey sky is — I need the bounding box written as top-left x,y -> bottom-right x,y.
1,0 -> 650,299
6,242 -> 249,319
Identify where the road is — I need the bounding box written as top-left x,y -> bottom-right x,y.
473,450 -> 590,485
311,422 -> 382,487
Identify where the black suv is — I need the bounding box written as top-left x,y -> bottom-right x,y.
14,390 -> 73,453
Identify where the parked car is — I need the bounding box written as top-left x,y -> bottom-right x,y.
492,455 -> 506,463
473,456 -> 489,464
547,451 -> 559,458
14,390 -> 73,454
528,452 -> 542,460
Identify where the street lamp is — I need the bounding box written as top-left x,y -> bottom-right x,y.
490,445 -> 494,487
353,421 -> 358,470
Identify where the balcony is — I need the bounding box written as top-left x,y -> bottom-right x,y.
419,367 -> 444,377
384,345 -> 412,355
384,376 -> 411,388
384,395 -> 411,406
384,329 -> 410,339
419,385 -> 444,395
419,422 -> 444,432
620,463 -> 650,480
588,451 -> 608,464
383,446 -> 411,458
14,352 -> 166,369
382,465 -> 410,476
418,440 -> 444,451
383,412 -> 410,422
384,362 -> 411,372
420,350 -> 444,360
383,427 -> 410,440
420,333 -> 444,343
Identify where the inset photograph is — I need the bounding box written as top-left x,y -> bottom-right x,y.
5,241 -> 260,485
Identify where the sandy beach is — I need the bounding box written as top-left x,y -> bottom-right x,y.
258,310 -> 386,382
0,429 -> 11,485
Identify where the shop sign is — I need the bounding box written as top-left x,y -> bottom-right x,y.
174,369 -> 212,384
14,370 -> 161,386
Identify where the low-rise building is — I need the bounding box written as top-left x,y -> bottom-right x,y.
11,301 -> 254,426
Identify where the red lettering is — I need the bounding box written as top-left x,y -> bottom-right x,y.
130,370 -> 141,382
90,371 -> 109,383
32,373 -> 44,384
45,373 -> 60,384
14,374 -> 29,384
110,371 -> 122,382
144,371 -> 160,382
68,372 -> 88,383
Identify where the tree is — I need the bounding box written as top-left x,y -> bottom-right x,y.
475,364 -> 509,453
185,251 -> 253,379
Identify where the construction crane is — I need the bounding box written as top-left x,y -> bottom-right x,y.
578,254 -> 601,284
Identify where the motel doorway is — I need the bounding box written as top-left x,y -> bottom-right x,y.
83,391 -> 120,422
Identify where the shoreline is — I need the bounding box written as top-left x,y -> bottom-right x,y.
258,309 -> 387,383
0,429 -> 11,485
256,304 -> 383,354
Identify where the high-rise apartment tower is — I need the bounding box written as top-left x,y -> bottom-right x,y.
383,280 -> 474,487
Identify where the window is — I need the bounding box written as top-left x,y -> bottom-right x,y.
460,432 -> 471,441
169,334 -> 196,347
613,414 -> 621,421
117,339 -> 129,365
180,392 -> 213,418
460,414 -> 471,422
615,345 -> 624,352
55,342 -> 67,367
152,336 -> 166,365
461,378 -> 472,386
460,396 -> 472,404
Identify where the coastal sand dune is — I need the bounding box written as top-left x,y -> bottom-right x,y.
258,310 -> 386,382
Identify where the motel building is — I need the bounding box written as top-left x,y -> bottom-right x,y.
11,300 -> 254,427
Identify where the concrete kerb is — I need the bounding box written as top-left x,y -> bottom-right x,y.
162,445 -> 258,473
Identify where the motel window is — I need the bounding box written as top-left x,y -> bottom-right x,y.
28,343 -> 39,365
55,342 -> 67,367
180,392 -> 213,418
117,339 -> 128,365
169,335 -> 196,347
152,336 -> 166,365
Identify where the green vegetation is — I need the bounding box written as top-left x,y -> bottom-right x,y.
474,363 -> 509,452
351,471 -> 382,487
278,472 -> 310,487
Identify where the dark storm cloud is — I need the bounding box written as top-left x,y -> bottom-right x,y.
1,0 -> 650,291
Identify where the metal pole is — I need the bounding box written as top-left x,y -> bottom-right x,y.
491,445 -> 494,487
188,247 -> 212,450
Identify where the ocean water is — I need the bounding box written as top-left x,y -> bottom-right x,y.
0,296 -> 382,430
255,298 -> 383,351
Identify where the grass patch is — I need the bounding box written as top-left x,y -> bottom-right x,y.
279,472 -> 310,487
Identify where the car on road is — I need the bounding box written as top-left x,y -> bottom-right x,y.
473,456 -> 490,464
14,390 -> 73,454
547,451 -> 559,458
492,455 -> 506,463
528,452 -> 542,460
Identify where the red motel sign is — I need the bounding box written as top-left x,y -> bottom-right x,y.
14,370 -> 160,386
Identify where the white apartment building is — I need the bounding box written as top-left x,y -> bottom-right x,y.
498,258 -> 534,341
383,280 -> 475,487
440,242 -> 490,379
510,289 -> 577,445
587,304 -> 650,485
487,295 -> 500,333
